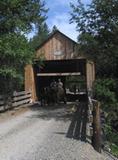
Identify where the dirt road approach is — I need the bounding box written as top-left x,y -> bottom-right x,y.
0,105 -> 115,160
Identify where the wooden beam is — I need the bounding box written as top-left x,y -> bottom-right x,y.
25,65 -> 37,101
13,94 -> 31,102
12,99 -> 30,107
37,72 -> 81,76
92,101 -> 101,153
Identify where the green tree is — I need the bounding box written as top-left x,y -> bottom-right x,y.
52,25 -> 58,32
0,0 -> 47,34
30,22 -> 50,50
0,33 -> 33,93
70,1 -> 118,155
70,0 -> 118,77
0,0 -> 48,95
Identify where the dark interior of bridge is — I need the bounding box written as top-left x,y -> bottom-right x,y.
34,59 -> 87,101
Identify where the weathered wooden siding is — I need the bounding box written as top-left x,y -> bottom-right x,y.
25,65 -> 37,101
36,32 -> 77,60
86,61 -> 95,91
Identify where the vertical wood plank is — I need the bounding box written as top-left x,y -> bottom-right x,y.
92,101 -> 101,153
25,65 -> 37,102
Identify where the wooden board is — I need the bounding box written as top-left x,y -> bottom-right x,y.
37,72 -> 81,76
13,94 -> 31,102
12,99 -> 30,107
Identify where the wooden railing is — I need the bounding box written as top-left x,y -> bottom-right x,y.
88,97 -> 102,153
0,95 -> 5,111
0,91 -> 32,112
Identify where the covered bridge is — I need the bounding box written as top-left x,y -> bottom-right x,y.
25,30 -> 95,102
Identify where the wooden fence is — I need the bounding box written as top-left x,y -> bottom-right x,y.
0,95 -> 5,111
0,91 -> 32,112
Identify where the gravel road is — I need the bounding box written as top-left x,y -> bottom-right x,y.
0,104 -> 116,160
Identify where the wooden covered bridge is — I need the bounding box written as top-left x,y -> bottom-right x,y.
25,30 -> 95,102
24,30 -> 102,152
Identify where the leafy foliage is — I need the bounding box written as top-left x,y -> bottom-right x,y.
94,79 -> 117,105
93,79 -> 118,123
0,33 -> 33,93
70,0 -> 118,77
0,0 -> 48,94
0,0 -> 47,34
110,144 -> 118,157
52,25 -> 58,32
93,79 -> 118,155
70,0 -> 118,155
29,22 -> 50,50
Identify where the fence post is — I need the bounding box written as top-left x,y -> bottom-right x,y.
92,101 -> 101,153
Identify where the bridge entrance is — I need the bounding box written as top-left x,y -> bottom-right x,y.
25,58 -> 95,102
32,59 -> 94,102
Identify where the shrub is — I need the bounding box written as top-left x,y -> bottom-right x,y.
93,78 -> 118,156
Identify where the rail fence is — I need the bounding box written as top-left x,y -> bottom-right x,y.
0,91 -> 32,112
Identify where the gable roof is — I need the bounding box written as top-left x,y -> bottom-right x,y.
36,29 -> 78,51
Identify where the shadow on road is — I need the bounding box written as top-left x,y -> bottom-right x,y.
27,103 -> 73,122
28,102 -> 89,142
66,102 -> 88,142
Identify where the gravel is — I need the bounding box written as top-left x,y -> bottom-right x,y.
0,105 -> 116,160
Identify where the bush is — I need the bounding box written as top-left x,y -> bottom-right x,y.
110,144 -> 118,157
93,78 -> 118,156
93,78 -> 118,111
